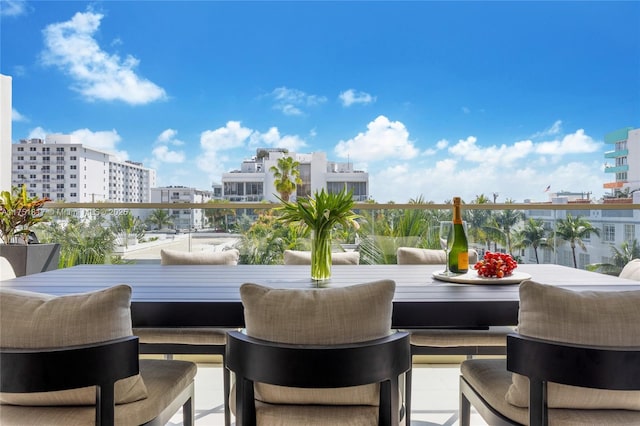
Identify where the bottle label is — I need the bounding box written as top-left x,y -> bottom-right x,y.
458,251 -> 469,270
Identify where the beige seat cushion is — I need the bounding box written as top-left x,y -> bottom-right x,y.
619,259 -> 640,280
240,280 -> 395,407
410,326 -> 513,347
160,248 -> 239,265
396,247 -> 477,265
134,327 -> 227,345
462,359 -> 640,426
0,359 -> 197,426
283,249 -> 360,265
506,280 -> 640,410
0,285 -> 148,406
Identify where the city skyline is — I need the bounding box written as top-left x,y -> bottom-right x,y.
2,1 -> 639,203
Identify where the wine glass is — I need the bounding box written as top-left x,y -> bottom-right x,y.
439,221 -> 453,275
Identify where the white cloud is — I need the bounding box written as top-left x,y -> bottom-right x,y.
249,127 -> 307,152
535,129 -> 602,155
27,126 -> 48,140
531,120 -> 563,139
69,128 -> 128,160
0,0 -> 28,17
150,129 -> 185,165
152,145 -> 185,163
40,10 -> 166,105
334,115 -> 419,162
339,89 -> 375,107
200,121 -> 253,151
448,136 -> 534,165
270,87 -> 327,115
12,108 -> 27,122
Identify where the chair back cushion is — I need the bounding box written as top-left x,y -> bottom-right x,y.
506,280 -> 640,409
160,248 -> 239,265
0,285 -> 148,406
283,249 -> 360,265
619,259 -> 640,280
240,280 -> 395,406
0,256 -> 16,280
397,247 -> 478,265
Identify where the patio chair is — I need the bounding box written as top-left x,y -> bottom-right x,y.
396,247 -> 512,426
460,280 -> 640,425
133,247 -> 240,426
0,285 -> 196,425
227,280 -> 411,425
619,258 -> 640,280
0,256 -> 16,281
283,249 -> 360,265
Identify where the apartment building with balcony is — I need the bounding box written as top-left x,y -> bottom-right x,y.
221,148 -> 369,203
150,186 -> 213,230
603,126 -> 640,196
11,134 -> 156,203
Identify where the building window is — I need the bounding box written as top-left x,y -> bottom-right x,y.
30,165 -> 37,170
56,147 -> 64,152
71,147 -> 77,151
29,147 -> 36,151
70,165 -> 77,170
17,147 -> 24,151
30,156 -> 36,160
602,223 -> 615,243
29,174 -> 36,179
17,165 -> 23,170
17,156 -> 24,161
70,156 -> 77,160
625,224 -> 636,243
56,184 -> 65,189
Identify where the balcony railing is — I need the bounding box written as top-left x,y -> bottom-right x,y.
30,201 -> 640,272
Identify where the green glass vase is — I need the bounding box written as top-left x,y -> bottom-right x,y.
311,230 -> 332,281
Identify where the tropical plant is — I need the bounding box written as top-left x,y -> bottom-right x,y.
146,209 -> 173,230
110,211 -> 146,248
492,201 -> 525,255
236,210 -> 292,265
269,156 -> 302,202
276,188 -> 360,238
35,212 -> 127,267
0,184 -> 51,244
587,239 -> 640,276
204,199 -> 236,230
276,188 -> 360,279
554,214 -> 601,268
514,218 -> 547,264
464,194 -> 493,251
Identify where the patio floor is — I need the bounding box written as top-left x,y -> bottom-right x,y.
167,361 -> 490,426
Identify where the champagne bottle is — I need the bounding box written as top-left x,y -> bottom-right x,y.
448,196 -> 469,273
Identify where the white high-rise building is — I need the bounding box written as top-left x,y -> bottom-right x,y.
11,134 -> 156,202
150,186 -> 213,230
221,148 -> 369,202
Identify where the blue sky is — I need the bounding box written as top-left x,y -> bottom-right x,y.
2,0 -> 639,203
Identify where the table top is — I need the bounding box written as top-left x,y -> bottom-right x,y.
3,264 -> 638,328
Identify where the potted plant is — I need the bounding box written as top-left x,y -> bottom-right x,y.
276,188 -> 360,281
0,185 -> 60,276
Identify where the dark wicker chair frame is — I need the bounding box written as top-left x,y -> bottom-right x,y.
226,330 -> 412,426
0,336 -> 194,426
460,333 -> 640,426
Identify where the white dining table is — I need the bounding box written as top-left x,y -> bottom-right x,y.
2,263 -> 638,329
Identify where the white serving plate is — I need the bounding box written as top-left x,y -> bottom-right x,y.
432,270 -> 532,285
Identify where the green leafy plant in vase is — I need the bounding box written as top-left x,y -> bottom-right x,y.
277,189 -> 360,281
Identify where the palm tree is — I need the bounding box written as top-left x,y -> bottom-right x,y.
555,214 -> 601,268
146,209 -> 173,230
270,156 -> 302,202
464,194 -> 493,251
110,211 -> 145,248
514,218 -> 547,263
204,199 -> 235,230
587,239 -> 640,276
492,200 -> 524,255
